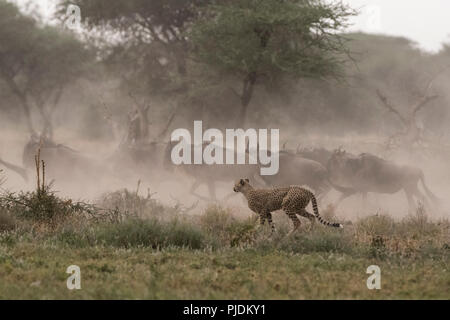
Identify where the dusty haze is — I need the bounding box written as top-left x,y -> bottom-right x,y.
1,0 -> 450,221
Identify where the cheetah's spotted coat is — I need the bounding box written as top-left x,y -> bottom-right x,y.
233,179 -> 343,232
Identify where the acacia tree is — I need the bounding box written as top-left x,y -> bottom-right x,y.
189,0 -> 356,126
59,0 -> 210,94
57,0 -> 213,143
376,70 -> 446,149
0,0 -> 92,138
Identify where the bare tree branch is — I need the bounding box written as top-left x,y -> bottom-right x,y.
0,157 -> 28,181
228,86 -> 241,100
156,110 -> 177,140
412,94 -> 439,116
376,89 -> 407,126
410,67 -> 449,116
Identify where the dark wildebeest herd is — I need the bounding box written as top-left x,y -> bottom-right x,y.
0,134 -> 439,214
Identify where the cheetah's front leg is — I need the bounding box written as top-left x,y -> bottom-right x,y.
258,211 -> 266,226
266,211 -> 275,233
258,210 -> 275,233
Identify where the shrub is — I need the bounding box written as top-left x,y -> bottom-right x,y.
0,169 -> 5,186
355,214 -> 395,238
94,217 -> 205,249
0,187 -> 98,224
401,203 -> 440,236
98,185 -> 180,222
199,205 -> 258,247
0,207 -> 16,232
199,205 -> 235,237
56,228 -> 92,247
278,229 -> 352,254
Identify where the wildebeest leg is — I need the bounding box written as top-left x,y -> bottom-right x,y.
361,192 -> 367,202
222,191 -> 238,202
404,189 -> 416,214
0,158 -> 28,181
360,192 -> 368,217
411,185 -> 432,212
190,180 -> 201,194
316,183 -> 331,203
190,180 -> 213,202
207,182 -> 217,201
253,173 -> 269,188
334,191 -> 354,209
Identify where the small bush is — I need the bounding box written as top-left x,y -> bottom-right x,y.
279,229 -> 352,254
401,203 -> 439,236
250,226 -> 352,255
199,205 -> 258,247
56,228 -> 92,247
368,235 -> 388,259
0,152 -> 98,225
0,208 -> 16,232
0,187 -> 97,224
0,169 -> 5,186
94,218 -> 205,249
227,218 -> 258,247
98,187 -> 179,222
356,214 -> 395,237
200,205 -> 235,235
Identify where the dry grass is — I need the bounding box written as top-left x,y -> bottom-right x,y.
0,163 -> 448,299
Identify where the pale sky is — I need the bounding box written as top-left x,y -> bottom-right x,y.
12,0 -> 450,52
340,0 -> 450,52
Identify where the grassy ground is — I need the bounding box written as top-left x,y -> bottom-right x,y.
0,185 -> 449,299
0,243 -> 448,299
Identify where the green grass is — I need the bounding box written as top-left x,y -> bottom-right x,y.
0,243 -> 448,299
0,187 -> 449,299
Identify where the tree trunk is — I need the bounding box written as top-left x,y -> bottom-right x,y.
19,95 -> 35,136
135,104 -> 150,143
1,74 -> 36,135
235,28 -> 270,127
35,99 -> 53,140
43,85 -> 64,140
237,72 -> 257,127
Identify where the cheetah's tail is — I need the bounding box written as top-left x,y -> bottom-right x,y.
311,194 -> 343,228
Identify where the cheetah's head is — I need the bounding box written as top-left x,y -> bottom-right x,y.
233,178 -> 250,193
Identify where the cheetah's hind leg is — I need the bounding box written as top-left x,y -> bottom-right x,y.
285,209 -> 301,235
299,209 -> 316,231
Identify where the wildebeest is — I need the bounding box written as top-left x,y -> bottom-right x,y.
163,141 -> 262,201
327,150 -> 438,212
109,141 -> 170,180
0,157 -> 28,181
296,146 -> 333,168
21,135 -> 107,185
164,140 -> 340,202
259,151 -> 332,199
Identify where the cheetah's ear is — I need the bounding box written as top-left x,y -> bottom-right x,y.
244,178 -> 249,183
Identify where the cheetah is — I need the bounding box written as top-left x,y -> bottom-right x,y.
233,178 -> 343,232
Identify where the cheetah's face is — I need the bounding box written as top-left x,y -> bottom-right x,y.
233,178 -> 250,192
